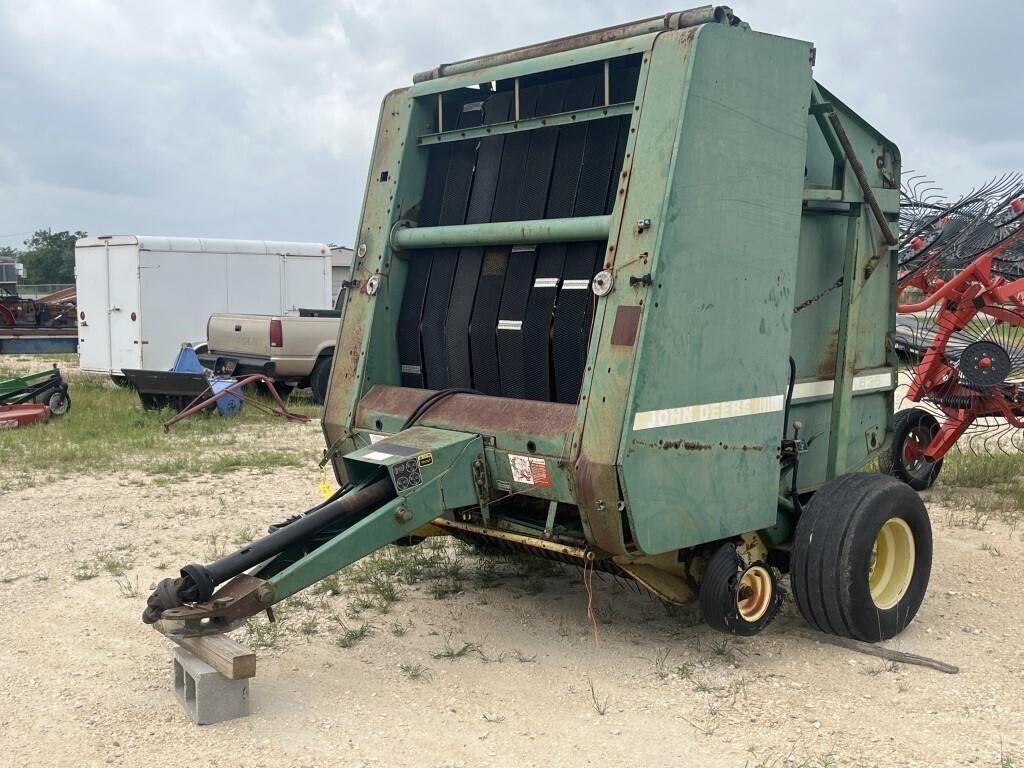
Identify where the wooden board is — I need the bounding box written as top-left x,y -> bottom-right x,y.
173,634 -> 256,680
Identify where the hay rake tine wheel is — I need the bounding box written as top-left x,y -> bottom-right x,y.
889,175 -> 1024,482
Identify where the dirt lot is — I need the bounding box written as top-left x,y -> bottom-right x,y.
1,356 -> 1022,767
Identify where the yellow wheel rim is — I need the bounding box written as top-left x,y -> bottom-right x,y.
736,565 -> 773,622
868,518 -> 915,610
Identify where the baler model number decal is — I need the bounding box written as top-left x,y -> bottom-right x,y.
508,454 -> 551,488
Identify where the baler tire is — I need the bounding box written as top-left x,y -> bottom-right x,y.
310,357 -> 332,404
790,472 -> 932,642
880,408 -> 943,490
699,543 -> 783,637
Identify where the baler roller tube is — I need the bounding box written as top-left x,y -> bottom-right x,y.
142,478 -> 396,624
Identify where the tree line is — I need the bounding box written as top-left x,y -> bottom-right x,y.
1,230 -> 86,285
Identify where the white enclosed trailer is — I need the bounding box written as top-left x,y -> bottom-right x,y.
75,235 -> 332,376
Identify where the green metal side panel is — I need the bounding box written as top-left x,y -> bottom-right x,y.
609,25 -> 814,554
789,86 -> 900,488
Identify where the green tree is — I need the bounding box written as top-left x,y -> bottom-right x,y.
20,229 -> 86,284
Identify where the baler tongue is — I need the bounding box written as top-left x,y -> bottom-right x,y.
144,427 -> 484,636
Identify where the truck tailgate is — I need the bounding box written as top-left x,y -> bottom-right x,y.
208,314 -> 271,356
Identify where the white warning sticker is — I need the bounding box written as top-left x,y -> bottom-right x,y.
368,433 -> 387,444
507,453 -> 551,488
364,450 -> 393,461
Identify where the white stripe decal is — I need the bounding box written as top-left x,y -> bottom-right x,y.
400,364 -> 421,374
533,277 -> 560,288
633,395 -> 785,431
562,279 -> 590,290
497,320 -> 522,331
791,372 -> 894,402
633,373 -> 894,431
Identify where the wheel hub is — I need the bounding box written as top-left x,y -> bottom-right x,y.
960,340 -> 1011,388
736,565 -> 773,622
868,518 -> 916,610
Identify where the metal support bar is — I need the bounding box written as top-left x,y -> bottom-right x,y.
391,215 -> 612,251
825,112 -> 898,247
417,102 -> 634,146
827,203 -> 863,478
412,7 -> 735,83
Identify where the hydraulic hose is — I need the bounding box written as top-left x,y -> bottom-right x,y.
143,477 -> 395,623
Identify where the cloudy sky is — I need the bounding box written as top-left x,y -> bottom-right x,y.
0,0 -> 1019,249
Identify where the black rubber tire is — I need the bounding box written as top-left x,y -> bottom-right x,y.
790,472 -> 932,642
699,543 -> 783,636
309,356 -> 332,405
47,390 -> 70,416
879,407 -> 943,490
256,381 -> 294,400
110,374 -> 131,388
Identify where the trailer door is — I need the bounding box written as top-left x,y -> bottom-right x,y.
107,242 -> 142,374
282,254 -> 331,312
74,243 -> 111,373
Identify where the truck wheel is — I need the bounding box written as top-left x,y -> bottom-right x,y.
878,408 -> 943,490
256,381 -> 293,400
110,374 -> 131,388
310,357 -> 332,404
699,543 -> 783,636
790,473 -> 932,642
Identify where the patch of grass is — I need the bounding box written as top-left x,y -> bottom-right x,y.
1000,738 -> 1016,768
95,550 -> 132,576
149,451 -> 302,477
299,618 -> 319,636
232,524 -> 260,545
399,662 -> 431,681
431,636 -> 484,661
244,618 -> 283,649
586,676 -> 608,716
429,576 -> 463,599
685,701 -> 722,736
113,574 -> 140,599
73,560 -> 98,581
652,647 -> 671,679
0,365 -> 316,491
335,622 -> 374,649
312,574 -> 343,596
389,620 -> 412,637
943,451 -> 1022,487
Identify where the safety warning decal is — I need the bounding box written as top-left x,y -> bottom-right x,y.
507,453 -> 551,488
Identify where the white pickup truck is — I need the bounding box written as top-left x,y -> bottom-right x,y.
201,307 -> 341,402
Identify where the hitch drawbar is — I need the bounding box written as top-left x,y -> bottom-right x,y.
144,426 -> 485,636
142,478 -> 395,628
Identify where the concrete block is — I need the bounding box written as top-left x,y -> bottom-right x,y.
172,647 -> 250,725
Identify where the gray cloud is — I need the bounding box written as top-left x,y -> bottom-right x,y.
0,0 -> 1019,247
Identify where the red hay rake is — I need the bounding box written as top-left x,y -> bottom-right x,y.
883,175 -> 1024,489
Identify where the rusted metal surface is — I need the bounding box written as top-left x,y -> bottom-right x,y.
154,575 -> 267,638
162,373 -> 308,432
356,385 -> 576,436
412,7 -> 736,83
610,305 -> 642,346
630,437 -> 764,453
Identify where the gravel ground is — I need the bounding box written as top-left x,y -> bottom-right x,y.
0,358 -> 1021,767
